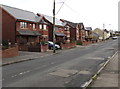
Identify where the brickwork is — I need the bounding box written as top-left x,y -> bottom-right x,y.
60,43 -> 76,49
2,8 -> 16,44
1,45 -> 19,58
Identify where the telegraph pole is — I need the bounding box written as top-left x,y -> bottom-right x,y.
103,24 -> 105,41
53,0 -> 56,53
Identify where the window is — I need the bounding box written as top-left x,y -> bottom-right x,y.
64,28 -> 67,31
77,30 -> 79,33
33,24 -> 36,29
39,24 -> 42,29
67,27 -> 69,30
20,22 -> 27,28
43,25 -> 47,30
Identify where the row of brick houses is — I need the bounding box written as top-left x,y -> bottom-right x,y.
1,5 -> 92,52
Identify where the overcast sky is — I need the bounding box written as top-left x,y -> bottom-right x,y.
0,0 -> 119,31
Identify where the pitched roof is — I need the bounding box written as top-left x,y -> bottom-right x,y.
61,19 -> 84,29
92,32 -> 99,37
62,20 -> 77,28
85,27 -> 92,30
104,29 -> 109,33
38,13 -> 64,26
1,5 -> 40,22
17,30 -> 41,36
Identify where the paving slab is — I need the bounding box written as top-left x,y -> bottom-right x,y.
90,52 -> 119,87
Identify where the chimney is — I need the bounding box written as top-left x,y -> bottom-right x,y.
37,13 -> 41,17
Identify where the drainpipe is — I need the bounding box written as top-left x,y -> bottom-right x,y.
15,20 -> 17,45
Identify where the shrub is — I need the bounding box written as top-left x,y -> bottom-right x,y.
2,40 -> 9,50
76,40 -> 82,45
2,40 -> 9,47
77,42 -> 82,45
41,41 -> 48,45
2,46 -> 9,50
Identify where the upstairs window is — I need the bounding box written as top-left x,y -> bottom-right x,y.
64,28 -> 67,31
43,24 -> 47,30
33,24 -> 36,29
77,29 -> 79,33
39,24 -> 42,29
20,22 -> 27,28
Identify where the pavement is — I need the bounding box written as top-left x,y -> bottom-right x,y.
89,51 -> 119,88
2,50 -> 53,66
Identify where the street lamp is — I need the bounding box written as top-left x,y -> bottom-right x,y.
53,0 -> 56,53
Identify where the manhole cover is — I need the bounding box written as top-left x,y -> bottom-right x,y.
49,69 -> 78,77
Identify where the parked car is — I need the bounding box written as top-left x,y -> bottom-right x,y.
112,36 -> 117,40
48,41 -> 60,50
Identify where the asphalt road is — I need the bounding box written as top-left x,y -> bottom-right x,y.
2,39 -> 118,87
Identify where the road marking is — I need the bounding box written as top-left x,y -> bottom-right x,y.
41,56 -> 44,58
79,70 -> 91,75
64,81 -> 69,84
12,75 -> 17,77
42,65 -> 47,67
51,62 -> 55,65
11,70 -> 31,78
19,70 -> 30,75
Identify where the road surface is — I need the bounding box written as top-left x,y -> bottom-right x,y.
2,39 -> 118,87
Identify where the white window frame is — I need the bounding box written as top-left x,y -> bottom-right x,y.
39,24 -> 42,29
33,24 -> 36,29
20,22 -> 27,28
43,24 -> 47,30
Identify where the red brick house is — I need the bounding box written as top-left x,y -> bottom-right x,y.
60,19 -> 76,42
78,23 -> 86,41
37,13 -> 66,45
60,19 -> 86,42
63,24 -> 71,43
84,27 -> 92,41
1,5 -> 49,51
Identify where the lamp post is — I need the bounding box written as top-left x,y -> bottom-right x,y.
53,0 -> 56,53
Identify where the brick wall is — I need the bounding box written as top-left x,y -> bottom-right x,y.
70,28 -> 76,42
60,43 -> 76,49
82,41 -> 92,46
1,45 -> 19,58
41,45 -> 48,52
2,8 -> 16,44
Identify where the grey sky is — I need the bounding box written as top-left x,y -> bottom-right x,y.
0,0 -> 119,31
